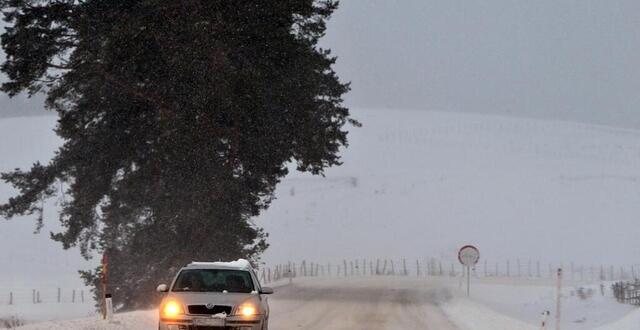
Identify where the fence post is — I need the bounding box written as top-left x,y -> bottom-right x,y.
343,260 -> 348,277
416,259 -> 420,277
370,260 -> 373,275
484,260 -> 487,277
72,289 -> 76,303
81,290 -> 85,303
58,288 -> 61,303
9,292 -> 12,305
610,265 -> 614,280
571,263 -> 575,281
402,259 -> 407,276
32,289 -> 35,304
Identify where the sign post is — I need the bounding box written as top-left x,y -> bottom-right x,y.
458,245 -> 480,297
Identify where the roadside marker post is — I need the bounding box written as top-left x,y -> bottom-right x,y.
458,245 -> 480,297
556,268 -> 562,330
540,310 -> 550,329
101,253 -> 109,320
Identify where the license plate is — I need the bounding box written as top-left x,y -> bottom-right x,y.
193,318 -> 225,326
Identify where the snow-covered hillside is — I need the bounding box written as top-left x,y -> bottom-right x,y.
2,108 -> 640,324
259,108 -> 640,267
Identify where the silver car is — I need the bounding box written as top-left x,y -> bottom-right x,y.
157,260 -> 273,330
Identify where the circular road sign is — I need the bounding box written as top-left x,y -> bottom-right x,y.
458,245 -> 480,266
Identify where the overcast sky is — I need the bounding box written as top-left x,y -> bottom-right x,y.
2,1 -> 640,128
323,0 -> 640,128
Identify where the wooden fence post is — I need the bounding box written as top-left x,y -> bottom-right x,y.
58,288 -> 61,303
402,259 -> 407,276
9,292 -> 12,305
484,260 -> 487,277
343,260 -> 348,277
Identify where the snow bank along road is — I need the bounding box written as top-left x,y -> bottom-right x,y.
16,277 -> 458,330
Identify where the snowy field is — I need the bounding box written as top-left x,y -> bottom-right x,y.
2,108 -> 640,327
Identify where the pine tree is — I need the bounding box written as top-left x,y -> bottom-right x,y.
0,0 -> 357,310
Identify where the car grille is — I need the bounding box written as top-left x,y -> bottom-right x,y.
188,305 -> 232,315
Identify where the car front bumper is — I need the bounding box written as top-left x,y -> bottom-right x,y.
159,315 -> 264,330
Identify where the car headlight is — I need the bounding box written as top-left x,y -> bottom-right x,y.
236,303 -> 257,316
162,300 -> 184,317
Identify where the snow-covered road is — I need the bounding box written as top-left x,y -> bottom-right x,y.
16,277 -> 459,330
268,277 -> 457,329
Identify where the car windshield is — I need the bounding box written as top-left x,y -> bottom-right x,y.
172,269 -> 255,293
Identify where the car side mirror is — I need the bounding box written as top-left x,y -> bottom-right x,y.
260,287 -> 274,294
156,284 -> 168,293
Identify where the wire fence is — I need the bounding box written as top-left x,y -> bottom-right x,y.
0,287 -> 89,306
259,258 -> 640,285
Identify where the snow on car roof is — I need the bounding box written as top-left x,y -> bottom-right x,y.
186,259 -> 252,270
